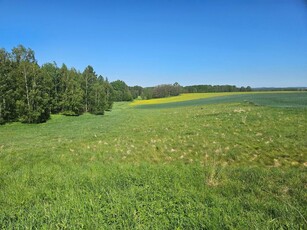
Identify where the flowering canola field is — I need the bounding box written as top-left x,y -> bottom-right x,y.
130,91 -> 297,106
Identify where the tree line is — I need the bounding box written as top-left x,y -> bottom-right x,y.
183,84 -> 252,93
0,45 -> 255,124
0,45 -> 113,124
130,83 -> 181,100
128,83 -> 252,100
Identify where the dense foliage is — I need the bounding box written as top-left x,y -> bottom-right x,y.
0,45 -> 113,124
183,84 -> 252,93
129,83 -> 253,100
110,80 -> 133,101
135,83 -> 181,100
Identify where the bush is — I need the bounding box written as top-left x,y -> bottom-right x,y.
61,110 -> 80,116
0,117 -> 5,125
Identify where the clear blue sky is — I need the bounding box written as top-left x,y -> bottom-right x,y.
1,0 -> 306,87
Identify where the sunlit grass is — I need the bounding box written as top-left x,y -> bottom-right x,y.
0,96 -> 306,228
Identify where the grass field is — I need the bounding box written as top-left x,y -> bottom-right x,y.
0,92 -> 306,228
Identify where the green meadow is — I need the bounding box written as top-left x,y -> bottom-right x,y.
0,92 -> 306,229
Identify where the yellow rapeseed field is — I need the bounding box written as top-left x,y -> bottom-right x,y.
130,91 -> 294,106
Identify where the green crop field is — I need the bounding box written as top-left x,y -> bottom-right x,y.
0,92 -> 306,229
134,92 -> 307,109
130,91 -> 302,107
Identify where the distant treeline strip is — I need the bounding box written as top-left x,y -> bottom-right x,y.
183,84 -> 251,93
129,84 -> 306,101
129,83 -> 252,100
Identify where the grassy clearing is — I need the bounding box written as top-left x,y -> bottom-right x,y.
0,96 -> 306,228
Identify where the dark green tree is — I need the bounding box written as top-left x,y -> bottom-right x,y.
41,62 -> 61,113
151,84 -> 181,98
141,87 -> 153,100
129,85 -> 143,99
0,49 -> 17,124
12,45 -> 51,123
89,76 -> 107,115
104,77 -> 114,110
110,80 -> 133,101
82,65 -> 97,112
60,66 -> 84,116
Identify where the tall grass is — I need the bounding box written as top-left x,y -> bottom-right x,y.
0,98 -> 306,228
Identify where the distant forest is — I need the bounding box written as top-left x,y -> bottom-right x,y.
1,45 -> 302,124
130,83 -> 252,100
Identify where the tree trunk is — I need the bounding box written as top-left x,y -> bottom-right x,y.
85,76 -> 88,112
0,100 -> 2,119
23,65 -> 30,111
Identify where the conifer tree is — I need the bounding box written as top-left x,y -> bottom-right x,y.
82,65 -> 97,112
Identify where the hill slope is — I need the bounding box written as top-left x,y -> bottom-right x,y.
0,95 -> 306,228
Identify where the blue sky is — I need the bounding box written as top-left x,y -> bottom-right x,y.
1,0 -> 306,87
